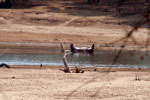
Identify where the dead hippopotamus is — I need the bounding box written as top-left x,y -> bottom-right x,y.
70,43 -> 94,54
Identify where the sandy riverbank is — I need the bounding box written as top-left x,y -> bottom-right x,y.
0,1 -> 149,48
0,65 -> 150,100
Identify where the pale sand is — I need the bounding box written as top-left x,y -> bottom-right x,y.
0,66 -> 150,100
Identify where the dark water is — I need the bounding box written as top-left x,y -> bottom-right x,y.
0,50 -> 150,68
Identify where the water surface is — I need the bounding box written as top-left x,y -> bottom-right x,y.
0,50 -> 150,68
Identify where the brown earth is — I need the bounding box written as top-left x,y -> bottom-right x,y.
0,1 -> 149,51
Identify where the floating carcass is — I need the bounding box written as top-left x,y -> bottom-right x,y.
70,43 -> 94,54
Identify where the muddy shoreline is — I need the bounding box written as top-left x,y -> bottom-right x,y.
6,65 -> 150,72
1,41 -> 149,54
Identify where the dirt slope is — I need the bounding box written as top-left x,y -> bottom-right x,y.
0,1 -> 149,47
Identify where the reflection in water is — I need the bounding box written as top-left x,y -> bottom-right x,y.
0,50 -> 150,68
